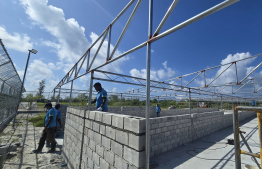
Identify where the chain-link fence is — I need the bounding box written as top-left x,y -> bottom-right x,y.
0,39 -> 22,131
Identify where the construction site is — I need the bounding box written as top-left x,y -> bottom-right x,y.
0,0 -> 262,169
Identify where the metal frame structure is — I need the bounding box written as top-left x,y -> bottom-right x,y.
0,39 -> 23,129
51,0 -> 246,168
233,106 -> 262,169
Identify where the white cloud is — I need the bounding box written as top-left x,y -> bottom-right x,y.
20,0 -> 88,64
112,87 -> 117,93
0,26 -> 33,52
130,61 -> 175,81
25,59 -> 57,91
130,68 -> 159,81
20,0 -> 129,77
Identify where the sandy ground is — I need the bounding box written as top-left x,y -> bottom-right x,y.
1,112 -> 68,169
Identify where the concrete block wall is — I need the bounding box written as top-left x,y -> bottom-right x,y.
191,111 -> 224,140
62,106 -> 256,168
150,110 -> 256,157
62,107 -> 146,169
224,111 -> 256,128
59,105 -> 68,129
150,115 -> 191,157
161,108 -> 219,117
62,107 -> 85,169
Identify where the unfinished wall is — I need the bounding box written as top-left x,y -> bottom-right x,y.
161,108 -> 219,117
59,105 -> 68,129
150,110 -> 256,157
62,107 -> 256,168
62,107 -> 146,169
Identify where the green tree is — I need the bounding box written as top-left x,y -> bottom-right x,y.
37,79 -> 46,99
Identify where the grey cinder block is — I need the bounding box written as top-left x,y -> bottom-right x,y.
104,149 -> 115,165
128,133 -> 145,151
102,113 -> 112,125
124,117 -> 146,134
114,155 -> 128,169
106,126 -> 116,140
101,136 -> 111,150
96,145 -> 104,157
116,130 -> 128,145
100,158 -> 110,169
111,140 -> 123,157
123,146 -> 145,168
92,152 -> 100,166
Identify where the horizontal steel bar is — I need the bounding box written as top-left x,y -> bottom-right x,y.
237,106 -> 262,112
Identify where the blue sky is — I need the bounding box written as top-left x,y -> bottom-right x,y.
0,0 -> 262,100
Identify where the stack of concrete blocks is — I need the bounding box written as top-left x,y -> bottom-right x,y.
62,107 -> 146,169
150,115 -> 191,157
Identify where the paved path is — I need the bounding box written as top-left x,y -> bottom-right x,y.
1,113 -> 68,169
151,116 -> 260,169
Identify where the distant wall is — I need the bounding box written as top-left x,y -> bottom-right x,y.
89,107 -> 218,118
150,110 -> 256,157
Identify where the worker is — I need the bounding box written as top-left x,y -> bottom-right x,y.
90,82 -> 108,112
33,103 -> 57,153
156,104 -> 161,117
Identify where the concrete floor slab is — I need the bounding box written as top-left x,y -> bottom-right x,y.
151,116 -> 260,169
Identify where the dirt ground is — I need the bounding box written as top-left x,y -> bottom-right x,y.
1,112 -> 68,169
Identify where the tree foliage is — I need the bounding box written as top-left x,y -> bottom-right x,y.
37,79 -> 46,99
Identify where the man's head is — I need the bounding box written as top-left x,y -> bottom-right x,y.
94,82 -> 102,92
156,104 -> 159,107
44,103 -> 52,109
55,104 -> 60,110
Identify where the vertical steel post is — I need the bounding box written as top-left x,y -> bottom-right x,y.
221,95 -> 223,110
120,93 -> 122,109
13,50 -> 32,128
80,71 -> 94,169
233,106 -> 241,169
57,87 -> 61,103
88,71 -> 94,111
107,25 -> 112,61
145,0 -> 153,168
87,50 -> 90,71
235,63 -> 239,84
257,112 -> 262,168
52,89 -> 56,102
69,80 -> 74,106
0,81 -> 4,93
232,99 -> 233,110
189,88 -> 191,114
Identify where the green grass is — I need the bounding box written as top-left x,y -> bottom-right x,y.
28,112 -> 46,127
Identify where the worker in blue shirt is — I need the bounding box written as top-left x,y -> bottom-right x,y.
33,103 -> 57,153
156,104 -> 161,117
91,82 -> 108,112
252,100 -> 255,106
55,104 -> 62,134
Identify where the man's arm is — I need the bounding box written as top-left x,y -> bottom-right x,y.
91,98 -> 97,104
58,118 -> 62,128
100,97 -> 107,108
45,116 -> 53,130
